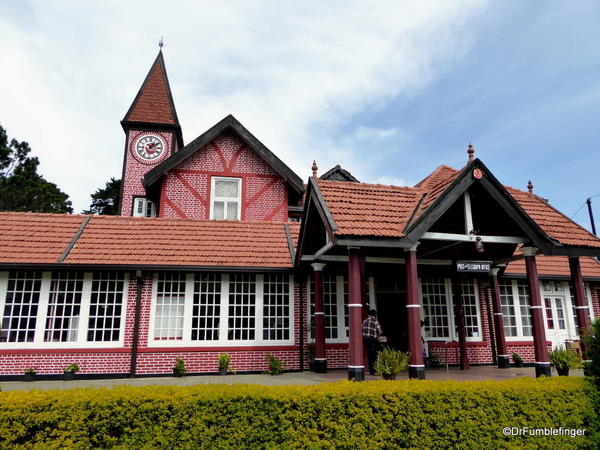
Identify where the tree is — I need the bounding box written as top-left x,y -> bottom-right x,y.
83,177 -> 121,215
0,124 -> 73,213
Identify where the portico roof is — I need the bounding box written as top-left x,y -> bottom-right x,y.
298,158 -> 600,260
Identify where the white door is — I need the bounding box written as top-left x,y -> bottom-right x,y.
543,295 -> 571,349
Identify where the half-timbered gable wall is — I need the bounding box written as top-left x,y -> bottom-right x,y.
159,132 -> 288,221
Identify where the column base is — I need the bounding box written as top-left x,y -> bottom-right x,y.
348,367 -> 365,381
498,355 -> 510,369
313,359 -> 328,374
409,365 -> 425,380
535,362 -> 551,378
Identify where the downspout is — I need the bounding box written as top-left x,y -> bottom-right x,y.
129,270 -> 144,378
299,272 -> 305,371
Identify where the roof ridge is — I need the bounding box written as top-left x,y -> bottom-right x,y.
317,178 -> 422,192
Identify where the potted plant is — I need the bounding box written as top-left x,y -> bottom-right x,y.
63,363 -> 80,380
266,354 -> 285,375
512,352 -> 524,368
173,358 -> 187,377
374,347 -> 410,380
23,367 -> 36,382
218,353 -> 233,375
549,346 -> 582,376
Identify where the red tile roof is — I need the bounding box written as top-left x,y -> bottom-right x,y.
0,213 -> 295,268
315,164 -> 600,249
505,186 -> 600,248
123,52 -> 178,125
0,213 -> 85,263
316,179 -> 424,237
505,255 -> 600,278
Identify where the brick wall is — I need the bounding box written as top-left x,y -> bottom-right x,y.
160,132 -> 288,221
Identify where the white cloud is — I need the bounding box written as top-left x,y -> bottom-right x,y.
0,0 -> 487,211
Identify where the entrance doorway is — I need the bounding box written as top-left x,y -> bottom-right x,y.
543,295 -> 571,349
375,291 -> 407,351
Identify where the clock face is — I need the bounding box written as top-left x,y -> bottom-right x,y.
136,135 -> 164,160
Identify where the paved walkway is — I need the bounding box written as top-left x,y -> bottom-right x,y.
0,366 -> 584,392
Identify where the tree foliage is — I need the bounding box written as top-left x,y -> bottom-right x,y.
0,124 -> 73,213
83,177 -> 121,215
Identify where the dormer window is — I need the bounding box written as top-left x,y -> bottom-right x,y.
133,197 -> 156,218
211,177 -> 241,220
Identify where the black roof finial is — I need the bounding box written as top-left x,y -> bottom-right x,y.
159,36 -> 165,51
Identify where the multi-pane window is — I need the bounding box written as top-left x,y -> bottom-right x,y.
211,177 -> 241,220
263,274 -> 290,340
516,280 -> 532,336
0,271 -> 42,343
154,273 -> 186,340
44,272 -> 84,342
460,281 -> 481,339
228,273 -> 256,340
323,275 -> 338,339
133,197 -> 156,217
192,273 -> 221,341
500,281 -> 518,337
308,273 -> 350,342
87,272 -> 124,342
421,278 -> 450,339
421,278 -> 482,341
499,279 -> 532,338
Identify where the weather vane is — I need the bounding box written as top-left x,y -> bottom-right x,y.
159,36 -> 165,50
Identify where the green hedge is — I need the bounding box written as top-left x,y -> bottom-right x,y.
0,378 -> 597,448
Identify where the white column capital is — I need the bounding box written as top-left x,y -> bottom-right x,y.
311,263 -> 326,272
404,242 -> 420,252
491,268 -> 500,277
521,246 -> 539,257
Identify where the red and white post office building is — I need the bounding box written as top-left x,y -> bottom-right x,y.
1,51 -> 599,380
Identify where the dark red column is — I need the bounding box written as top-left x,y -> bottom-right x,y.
311,263 -> 327,373
523,248 -> 551,377
452,278 -> 470,370
569,257 -> 591,354
490,268 -> 509,368
405,248 -> 425,379
348,249 -> 365,381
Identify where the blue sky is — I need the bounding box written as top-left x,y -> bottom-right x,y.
1,1 -> 599,230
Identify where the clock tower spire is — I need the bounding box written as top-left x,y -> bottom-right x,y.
119,50 -> 183,217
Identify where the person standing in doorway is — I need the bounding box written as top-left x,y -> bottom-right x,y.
362,309 -> 383,376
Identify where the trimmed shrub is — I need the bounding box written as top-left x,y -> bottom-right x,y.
0,378 -> 596,448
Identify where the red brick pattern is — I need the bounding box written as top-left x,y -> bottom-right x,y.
160,133 -> 287,222
120,129 -> 173,217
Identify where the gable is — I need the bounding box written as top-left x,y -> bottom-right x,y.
159,132 -> 288,221
143,115 -> 304,195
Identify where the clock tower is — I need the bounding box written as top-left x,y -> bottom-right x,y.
119,49 -> 183,217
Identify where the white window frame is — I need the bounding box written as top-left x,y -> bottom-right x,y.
210,176 -> 242,221
133,197 -> 156,218
499,279 -> 533,341
147,272 -> 294,347
0,271 -> 129,349
307,275 -> 374,344
419,278 -> 483,343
